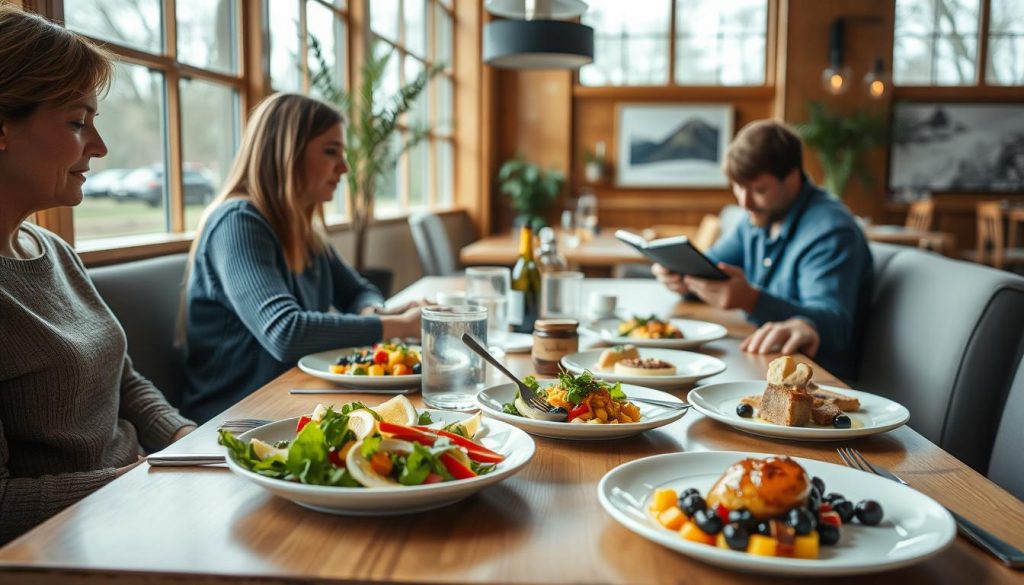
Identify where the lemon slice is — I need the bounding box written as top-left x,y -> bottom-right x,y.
250,438 -> 288,461
372,394 -> 418,426
454,412 -> 483,439
346,409 -> 377,439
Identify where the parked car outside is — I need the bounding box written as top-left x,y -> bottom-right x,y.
82,168 -> 131,198
113,164 -> 217,207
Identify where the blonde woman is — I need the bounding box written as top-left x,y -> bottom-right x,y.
181,93 -> 420,423
0,6 -> 195,544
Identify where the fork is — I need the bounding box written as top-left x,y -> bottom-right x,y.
837,447 -> 1024,568
217,418 -> 273,433
461,333 -> 568,422
627,397 -> 691,411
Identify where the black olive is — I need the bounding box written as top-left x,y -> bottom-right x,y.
335,355 -> 349,366
831,499 -> 855,523
680,487 -> 700,499
723,523 -> 750,551
411,362 -> 422,374
727,508 -> 757,529
824,492 -> 845,505
755,520 -> 772,536
818,522 -> 841,546
807,491 -> 821,516
680,493 -> 706,517
854,500 -> 884,526
736,402 -> 754,418
786,507 -> 817,535
833,414 -> 852,428
811,476 -> 826,496
693,508 -> 724,535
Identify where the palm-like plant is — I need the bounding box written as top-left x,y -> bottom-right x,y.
796,101 -> 888,199
309,36 -> 443,272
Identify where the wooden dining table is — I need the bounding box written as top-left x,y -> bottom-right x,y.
862,225 -> 957,256
460,230 -> 652,276
2,278 -> 1022,584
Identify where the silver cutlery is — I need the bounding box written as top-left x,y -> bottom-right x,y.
837,446 -> 1024,568
147,453 -> 226,466
461,332 -> 568,422
289,387 -> 417,395
217,418 -> 273,433
628,397 -> 691,411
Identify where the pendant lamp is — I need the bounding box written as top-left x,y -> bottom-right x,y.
483,0 -> 595,70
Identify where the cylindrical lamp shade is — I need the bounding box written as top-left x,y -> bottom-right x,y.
484,19 -> 594,69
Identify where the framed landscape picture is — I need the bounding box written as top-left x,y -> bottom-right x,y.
616,104 -> 733,188
889,103 -> 1024,194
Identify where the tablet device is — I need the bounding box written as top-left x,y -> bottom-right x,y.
615,230 -> 728,280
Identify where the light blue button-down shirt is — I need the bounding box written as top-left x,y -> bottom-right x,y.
707,177 -> 873,379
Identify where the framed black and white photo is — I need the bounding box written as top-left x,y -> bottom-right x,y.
889,103 -> 1024,194
616,104 -> 733,188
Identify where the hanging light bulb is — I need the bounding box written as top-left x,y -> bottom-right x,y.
821,19 -> 852,95
863,57 -> 891,99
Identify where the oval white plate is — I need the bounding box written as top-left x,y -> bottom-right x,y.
598,450 -> 955,577
298,347 -> 422,389
561,347 -> 726,389
476,382 -> 688,440
226,410 -> 534,515
584,318 -> 728,349
687,381 -> 910,441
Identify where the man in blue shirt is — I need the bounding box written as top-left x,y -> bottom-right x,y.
654,120 -> 873,378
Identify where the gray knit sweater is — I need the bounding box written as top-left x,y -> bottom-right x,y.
0,224 -> 194,544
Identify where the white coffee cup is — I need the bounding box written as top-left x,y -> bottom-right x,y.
589,292 -> 617,319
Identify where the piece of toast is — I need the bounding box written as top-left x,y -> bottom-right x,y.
810,387 -> 860,411
810,399 -> 843,426
759,384 -> 813,426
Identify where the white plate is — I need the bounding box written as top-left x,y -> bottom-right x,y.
561,347 -> 726,389
476,382 -> 688,440
498,331 -> 533,353
598,450 -> 955,577
226,410 -> 534,515
584,318 -> 728,349
298,347 -> 422,390
687,381 -> 910,441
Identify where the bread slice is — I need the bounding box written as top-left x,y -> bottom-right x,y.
596,344 -> 640,370
810,387 -> 860,411
810,399 -> 843,425
759,384 -> 813,426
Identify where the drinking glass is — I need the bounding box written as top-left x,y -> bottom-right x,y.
421,305 -> 488,410
541,271 -> 584,319
560,209 -> 581,249
465,266 -> 510,346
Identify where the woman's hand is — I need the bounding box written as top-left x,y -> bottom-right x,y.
740,318 -> 820,357
170,425 -> 197,443
379,305 -> 422,340
115,456 -> 146,477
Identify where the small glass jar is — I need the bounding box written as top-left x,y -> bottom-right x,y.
532,318 -> 579,375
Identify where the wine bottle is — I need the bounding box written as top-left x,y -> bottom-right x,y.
509,225 -> 541,333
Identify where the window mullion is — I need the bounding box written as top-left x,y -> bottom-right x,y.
668,0 -> 677,85
977,0 -> 991,85
165,0 -> 185,233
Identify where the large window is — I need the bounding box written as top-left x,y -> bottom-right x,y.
580,0 -> 769,87
369,0 -> 455,217
894,0 -> 1024,86
64,0 -> 243,241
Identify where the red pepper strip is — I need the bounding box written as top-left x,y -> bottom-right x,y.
423,472 -> 443,484
819,511 -> 842,528
296,415 -> 312,433
567,402 -> 589,422
379,422 -> 437,444
439,452 -> 477,479
412,426 -> 505,463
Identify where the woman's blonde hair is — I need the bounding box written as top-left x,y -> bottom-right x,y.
191,92 -> 344,273
0,5 -> 114,120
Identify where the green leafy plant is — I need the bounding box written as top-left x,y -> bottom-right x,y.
309,36 -> 443,272
497,157 -> 564,230
796,101 -> 888,199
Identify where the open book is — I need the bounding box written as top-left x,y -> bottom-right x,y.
615,230 -> 727,280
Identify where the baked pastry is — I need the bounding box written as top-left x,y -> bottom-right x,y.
596,344 -> 640,370
742,356 -> 860,427
613,357 -> 676,376
706,456 -> 811,520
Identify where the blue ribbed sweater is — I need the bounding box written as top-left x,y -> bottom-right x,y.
182,200 -> 385,423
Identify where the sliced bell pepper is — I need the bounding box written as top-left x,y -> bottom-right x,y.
440,452 -> 477,480
379,421 -> 438,445
412,426 -> 505,463
567,402 -> 590,422
296,415 -> 312,433
373,349 -> 389,365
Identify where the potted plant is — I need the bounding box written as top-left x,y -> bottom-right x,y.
309,36 -> 442,294
583,141 -> 606,183
796,101 -> 888,199
497,156 -> 564,231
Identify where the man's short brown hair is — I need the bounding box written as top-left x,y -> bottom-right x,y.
723,120 -> 803,183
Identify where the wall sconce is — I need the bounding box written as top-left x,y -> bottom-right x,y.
821,19 -> 852,95
863,57 -> 891,99
483,0 -> 595,69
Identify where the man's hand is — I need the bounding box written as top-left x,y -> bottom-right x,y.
740,318 -> 820,357
683,263 -> 759,311
651,263 -> 689,295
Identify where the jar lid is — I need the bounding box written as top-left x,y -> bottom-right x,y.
534,318 -> 579,332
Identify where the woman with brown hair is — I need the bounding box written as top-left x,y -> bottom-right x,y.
181,92 -> 421,424
0,5 -> 195,544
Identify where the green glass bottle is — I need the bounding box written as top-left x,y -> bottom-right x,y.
509,225 -> 541,333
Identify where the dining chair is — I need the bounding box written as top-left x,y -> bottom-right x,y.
408,211 -> 459,277
856,243 -> 1024,472
88,253 -> 189,407
988,353 -> 1024,501
968,201 -> 1024,270
905,199 -> 935,232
